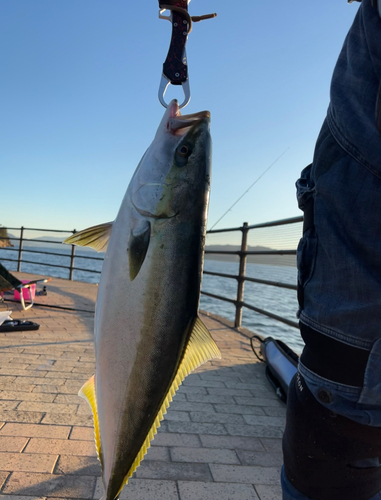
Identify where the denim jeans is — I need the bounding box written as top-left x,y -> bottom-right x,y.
281,467 -> 381,500
283,0 -> 381,498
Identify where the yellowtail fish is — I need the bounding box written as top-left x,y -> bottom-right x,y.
64,100 -> 221,500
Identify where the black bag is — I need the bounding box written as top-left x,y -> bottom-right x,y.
251,335 -> 299,402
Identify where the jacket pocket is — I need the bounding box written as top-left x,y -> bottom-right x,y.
297,227 -> 318,288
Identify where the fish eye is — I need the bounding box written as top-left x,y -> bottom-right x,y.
178,145 -> 189,157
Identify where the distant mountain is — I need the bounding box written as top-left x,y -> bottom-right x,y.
21,235 -> 66,249
204,244 -> 296,267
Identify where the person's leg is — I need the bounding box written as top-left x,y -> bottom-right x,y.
282,1 -> 381,498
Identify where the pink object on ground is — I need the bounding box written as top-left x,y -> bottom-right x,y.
14,281 -> 36,302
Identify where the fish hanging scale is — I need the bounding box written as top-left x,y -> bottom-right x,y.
158,0 -> 217,108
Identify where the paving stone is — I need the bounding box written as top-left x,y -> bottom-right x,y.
14,377 -> 66,386
207,388 -> 253,397
0,471 -> 11,490
0,391 -> 55,403
194,365 -> 235,374
236,450 -> 283,467
0,423 -> 71,439
152,433 -> 201,448
25,438 -> 97,457
168,401 -> 214,413
198,373 -> 242,382
145,446 -> 170,462
55,394 -> 82,404
157,422 -> 168,433
171,446 -> 240,465
224,382 -> 275,391
17,402 -> 78,414
93,477 -> 179,500
163,411 -> 190,422
69,427 -> 94,441
0,496 -> 45,500
0,402 -> 20,411
186,394 -> 235,405
0,452 -> 58,473
262,406 -> 287,417
225,424 -> 283,439
135,461 -> 212,482
234,397 -> 283,408
190,411 -> 244,425
210,464 -> 280,485
46,372 -> 88,381
31,386 -> 68,394
200,435 -> 265,452
76,405 -> 92,416
182,379 -> 226,388
0,377 -> 18,385
2,472 -> 96,498
0,383 -> 34,393
0,412 -> 44,424
178,481 -> 259,500
0,368 -> 44,377
54,455 -> 101,476
167,422 -> 227,435
26,362 -> 56,371
259,439 -> 283,453
170,393 -> 187,402
254,484 -> 283,500
243,415 -> 286,428
177,386 -> 208,395
41,413 -> 93,427
0,436 -> 28,452
214,404 -> 266,416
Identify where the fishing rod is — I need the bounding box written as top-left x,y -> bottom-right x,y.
209,148 -> 290,231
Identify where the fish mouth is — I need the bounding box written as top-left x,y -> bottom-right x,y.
167,100 -> 210,136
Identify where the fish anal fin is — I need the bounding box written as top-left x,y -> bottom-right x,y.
116,316 -> 221,494
64,222 -> 113,252
78,375 -> 103,466
128,220 -> 151,281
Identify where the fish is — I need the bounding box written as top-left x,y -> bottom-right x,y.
64,99 -> 221,500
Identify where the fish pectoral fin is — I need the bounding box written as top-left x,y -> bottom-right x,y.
128,220 -> 151,281
117,316 -> 221,494
63,222 -> 113,252
78,375 -> 103,466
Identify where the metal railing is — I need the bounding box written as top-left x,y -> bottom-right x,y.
203,216 -> 303,329
0,227 -> 103,281
0,216 -> 303,329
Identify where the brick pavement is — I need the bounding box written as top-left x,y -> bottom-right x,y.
0,273 -> 284,500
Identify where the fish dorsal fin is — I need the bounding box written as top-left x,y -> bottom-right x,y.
128,220 -> 151,281
116,316 -> 221,495
63,222 -> 113,252
78,375 -> 103,467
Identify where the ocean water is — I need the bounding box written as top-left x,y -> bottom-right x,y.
200,260 -> 301,352
0,246 -> 302,352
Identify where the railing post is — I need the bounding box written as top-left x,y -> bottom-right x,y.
69,229 -> 76,280
17,226 -> 24,272
235,222 -> 249,328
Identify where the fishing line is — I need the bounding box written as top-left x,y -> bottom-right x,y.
209,147 -> 290,231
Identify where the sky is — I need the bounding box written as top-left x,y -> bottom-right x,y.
1,1 -> 360,239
